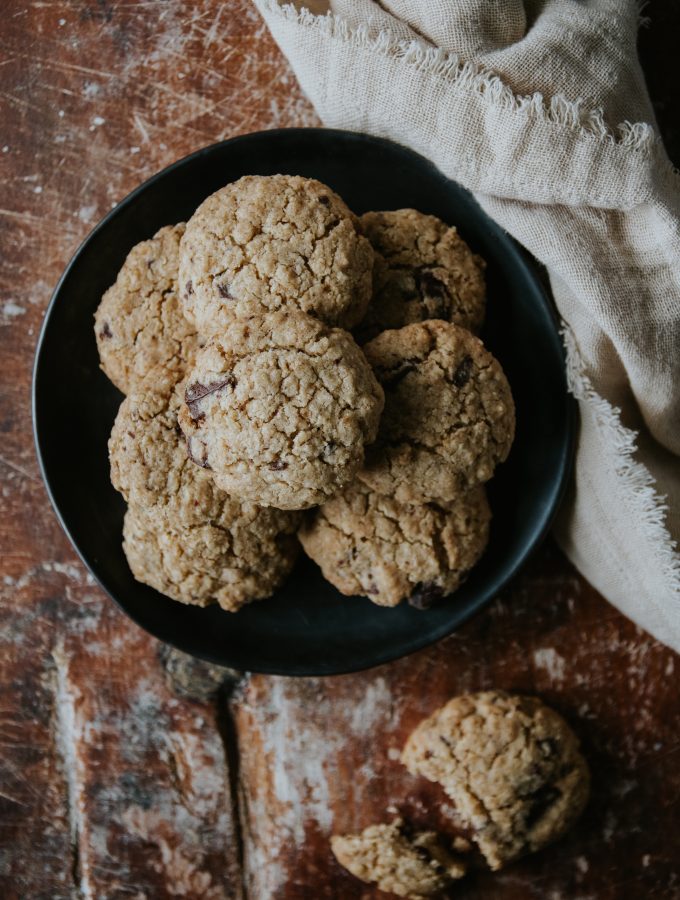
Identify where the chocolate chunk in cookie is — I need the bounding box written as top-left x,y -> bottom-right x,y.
299,480 -> 490,607
331,818 -> 467,897
179,174 -> 374,332
95,223 -> 198,394
361,321 -> 514,503
178,312 -> 384,510
356,209 -> 486,342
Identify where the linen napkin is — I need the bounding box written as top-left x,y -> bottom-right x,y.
254,0 -> 680,651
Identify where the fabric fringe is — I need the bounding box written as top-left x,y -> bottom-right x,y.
561,325 -> 680,590
262,0 -> 671,160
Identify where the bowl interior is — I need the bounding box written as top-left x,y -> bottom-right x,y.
33,128 -> 573,675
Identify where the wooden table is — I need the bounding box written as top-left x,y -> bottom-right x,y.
1,3 -> 678,898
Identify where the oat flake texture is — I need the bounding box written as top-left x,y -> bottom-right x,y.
401,691 -> 590,870
179,174 -> 373,332
300,480 -> 491,607
178,311 -> 384,510
331,819 -> 467,897
109,368 -> 301,611
94,223 -> 198,394
361,321 -> 514,503
357,208 -> 486,342
255,0 -> 680,650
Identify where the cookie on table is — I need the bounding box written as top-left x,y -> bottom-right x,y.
401,691 -> 590,870
94,223 -> 198,394
179,174 -> 374,332
356,208 -> 486,343
299,480 -> 490,607
331,819 -> 467,898
123,504 -> 299,612
360,321 -> 514,503
177,312 -> 384,511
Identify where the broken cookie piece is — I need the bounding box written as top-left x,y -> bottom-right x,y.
331,818 -> 467,898
401,691 -> 590,870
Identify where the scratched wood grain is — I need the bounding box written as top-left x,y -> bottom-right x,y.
0,2 -> 678,899
233,542 -> 680,899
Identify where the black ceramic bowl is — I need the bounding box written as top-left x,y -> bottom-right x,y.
33,128 -> 573,675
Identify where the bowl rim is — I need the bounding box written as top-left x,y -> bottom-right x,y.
32,126 -> 576,675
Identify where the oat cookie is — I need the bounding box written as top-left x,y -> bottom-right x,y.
110,370 -> 300,610
123,504 -> 299,612
360,321 -> 514,503
95,223 -> 198,394
299,481 -> 490,607
401,691 -> 590,870
178,312 -> 384,510
331,819 -> 466,899
179,174 -> 374,332
357,209 -> 486,342
109,367 -> 219,526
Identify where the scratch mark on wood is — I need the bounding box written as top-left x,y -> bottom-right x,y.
51,642 -> 91,898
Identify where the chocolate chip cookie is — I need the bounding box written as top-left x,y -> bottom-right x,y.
360,321 -> 514,503
299,481 -> 490,607
110,369 -> 300,610
179,174 -> 373,332
357,209 -> 486,343
177,312 -> 384,510
331,819 -> 466,898
123,503 -> 298,612
95,223 -> 198,394
401,691 -> 590,870
109,367 -> 215,525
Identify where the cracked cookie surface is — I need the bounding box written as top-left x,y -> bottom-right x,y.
299,481 -> 490,607
179,174 -> 374,332
357,209 -> 486,343
122,504 -> 299,612
177,312 -> 384,510
95,223 -> 198,394
401,691 -> 590,870
109,367 -> 218,526
360,321 -> 514,503
331,819 -> 466,898
110,369 -> 300,610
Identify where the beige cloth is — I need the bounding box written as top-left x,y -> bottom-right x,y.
254,0 -> 680,651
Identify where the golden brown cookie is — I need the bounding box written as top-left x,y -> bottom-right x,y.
177,312 -> 384,510
94,223 -> 198,394
357,209 -> 486,342
110,370 -> 300,611
123,504 -> 299,612
179,174 -> 374,332
360,321 -> 514,503
299,481 -> 490,607
109,368 -> 219,527
331,819 -> 466,898
401,691 -> 590,870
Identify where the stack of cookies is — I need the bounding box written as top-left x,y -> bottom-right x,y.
95,174 -> 514,613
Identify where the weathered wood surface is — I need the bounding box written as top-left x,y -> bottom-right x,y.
1,2 -> 678,898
